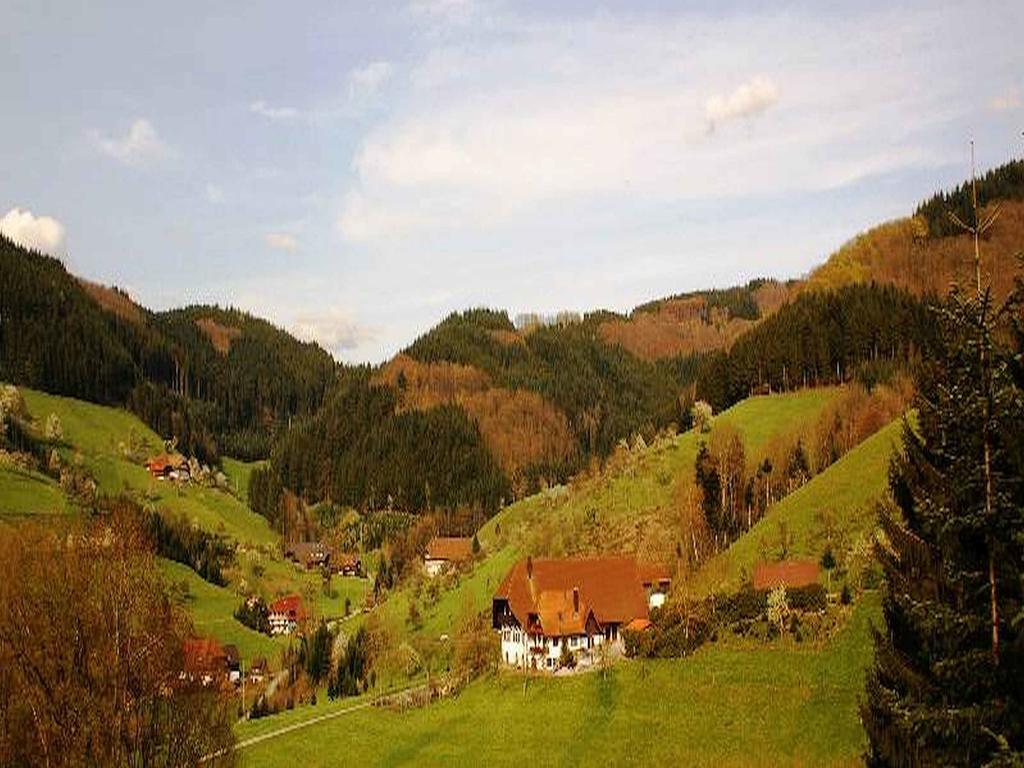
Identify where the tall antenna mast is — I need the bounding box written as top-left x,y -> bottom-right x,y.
971,140 -> 980,293
947,139 -> 1001,296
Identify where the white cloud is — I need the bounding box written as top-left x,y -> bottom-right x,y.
205,183 -> 225,204
92,118 -> 170,167
265,232 -> 300,252
337,7 -> 966,244
705,76 -> 780,132
349,61 -> 394,103
250,100 -> 300,121
290,308 -> 375,355
409,0 -> 477,22
0,207 -> 66,257
991,86 -> 1021,112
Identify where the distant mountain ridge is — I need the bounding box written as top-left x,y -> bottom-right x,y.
3,159 -> 1021,522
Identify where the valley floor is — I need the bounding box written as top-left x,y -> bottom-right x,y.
236,592 -> 880,767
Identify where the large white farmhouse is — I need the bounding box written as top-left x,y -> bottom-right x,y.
492,556 -> 669,671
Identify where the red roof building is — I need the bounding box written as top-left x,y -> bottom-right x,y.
182,637 -> 228,686
424,537 -> 474,576
268,594 -> 305,635
492,556 -> 655,670
752,560 -> 821,590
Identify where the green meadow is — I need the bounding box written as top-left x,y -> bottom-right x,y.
237,593 -> 881,767
0,464 -> 67,515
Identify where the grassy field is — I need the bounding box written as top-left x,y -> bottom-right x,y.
222,456 -> 265,501
7,387 -> 279,546
237,592 -> 881,767
0,464 -> 68,515
161,558 -> 285,664
477,387 -> 839,553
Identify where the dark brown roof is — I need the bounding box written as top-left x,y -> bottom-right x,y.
495,556 -> 649,634
425,537 -> 473,562
752,560 -> 820,590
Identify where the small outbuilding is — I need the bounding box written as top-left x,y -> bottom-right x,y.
424,537 -> 473,577
752,560 -> 820,591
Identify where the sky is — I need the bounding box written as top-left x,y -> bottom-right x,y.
2,0 -> 1022,363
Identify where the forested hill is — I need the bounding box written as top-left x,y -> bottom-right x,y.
0,236 -> 337,462
5,159 -> 1021,529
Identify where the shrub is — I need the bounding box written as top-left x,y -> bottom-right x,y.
766,586 -> 790,635
234,596 -> 271,634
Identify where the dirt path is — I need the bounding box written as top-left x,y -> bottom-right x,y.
208,679 -> 428,760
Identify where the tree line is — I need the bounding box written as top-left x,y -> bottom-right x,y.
405,307 -> 682,459
915,158 -> 1024,238
257,370 -> 510,522
686,282 -> 937,412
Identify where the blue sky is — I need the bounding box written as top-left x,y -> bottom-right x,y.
2,0 -> 1022,362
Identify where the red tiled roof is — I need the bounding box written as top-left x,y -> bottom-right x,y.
752,560 -> 820,590
145,452 -> 187,473
183,637 -> 226,673
638,563 -> 672,586
495,556 -> 649,635
269,594 -> 305,621
425,537 -> 473,562
532,588 -> 595,636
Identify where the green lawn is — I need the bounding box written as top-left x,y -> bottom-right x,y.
161,559 -> 285,664
222,457 -> 265,501
0,464 -> 67,515
238,592 -> 881,767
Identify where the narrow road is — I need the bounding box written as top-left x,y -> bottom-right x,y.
209,679 -> 428,759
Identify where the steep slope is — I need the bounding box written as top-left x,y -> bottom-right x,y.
377,388 -> 842,645
0,236 -> 337,462
686,416 -> 904,596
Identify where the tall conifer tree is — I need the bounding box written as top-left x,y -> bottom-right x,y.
862,152 -> 1024,763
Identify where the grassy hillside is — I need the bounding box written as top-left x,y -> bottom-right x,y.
686,417 -> 904,596
383,389 -> 840,645
0,386 -> 371,665
237,592 -> 881,767
161,559 -> 284,663
0,464 -> 67,515
13,387 -> 278,546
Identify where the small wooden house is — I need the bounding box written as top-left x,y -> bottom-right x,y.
424,537 -> 473,577
145,452 -> 190,482
268,594 -> 305,635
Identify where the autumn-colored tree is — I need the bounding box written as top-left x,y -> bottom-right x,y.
0,515 -> 236,767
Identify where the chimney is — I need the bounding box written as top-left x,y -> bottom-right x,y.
573,586 -> 580,615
